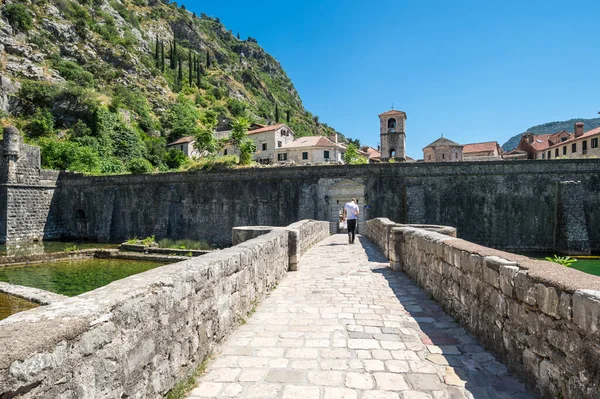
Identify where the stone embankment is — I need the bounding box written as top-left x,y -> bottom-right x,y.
0,220 -> 329,398
366,217 -> 600,399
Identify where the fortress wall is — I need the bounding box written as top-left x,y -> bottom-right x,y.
41,159 -> 600,252
366,218 -> 600,399
0,224 -> 313,398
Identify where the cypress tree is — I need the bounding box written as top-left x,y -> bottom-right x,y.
178,56 -> 183,82
275,104 -> 279,123
286,109 -> 291,123
169,42 -> 175,69
206,50 -> 210,68
155,34 -> 160,65
160,41 -> 165,72
188,49 -> 192,84
196,60 -> 201,87
237,32 -> 240,40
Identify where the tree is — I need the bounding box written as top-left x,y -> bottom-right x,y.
275,104 -> 279,123
178,56 -> 183,83
160,41 -> 165,72
196,60 -> 201,87
206,50 -> 211,68
127,157 -> 153,174
286,109 -> 291,123
188,50 -> 193,84
343,143 -> 367,165
155,34 -> 160,66
237,32 -> 240,40
27,108 -> 55,138
229,117 -> 255,165
193,126 -> 219,157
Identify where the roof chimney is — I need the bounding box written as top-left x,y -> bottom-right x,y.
329,134 -> 338,143
574,122 -> 584,138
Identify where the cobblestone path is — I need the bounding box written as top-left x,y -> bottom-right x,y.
187,234 -> 532,399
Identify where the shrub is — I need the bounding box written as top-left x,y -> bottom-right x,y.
19,81 -> 60,112
50,57 -> 95,87
126,157 -> 153,174
27,108 -> 55,138
4,4 -> 33,32
227,98 -> 246,117
163,148 -> 187,169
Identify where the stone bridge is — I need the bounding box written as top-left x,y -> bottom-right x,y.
1,219 -> 599,399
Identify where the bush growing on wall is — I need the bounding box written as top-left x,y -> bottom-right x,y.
127,157 -> 154,174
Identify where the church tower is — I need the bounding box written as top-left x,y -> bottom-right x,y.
379,109 -> 407,162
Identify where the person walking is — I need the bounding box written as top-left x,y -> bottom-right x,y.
343,198 -> 360,244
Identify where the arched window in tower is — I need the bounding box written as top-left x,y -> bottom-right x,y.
390,149 -> 396,159
387,118 -> 396,132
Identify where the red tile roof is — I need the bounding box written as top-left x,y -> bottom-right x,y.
280,136 -> 342,149
379,109 -> 406,117
463,141 -> 499,154
547,127 -> 600,149
247,123 -> 286,135
521,131 -> 571,151
364,147 -> 381,158
167,136 -> 194,146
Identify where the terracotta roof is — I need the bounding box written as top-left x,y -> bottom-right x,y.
247,123 -> 286,135
423,137 -> 462,149
364,147 -> 381,158
167,136 -> 194,146
546,126 -> 600,149
378,109 -> 407,118
279,136 -> 343,149
463,141 -> 499,154
520,131 -> 571,151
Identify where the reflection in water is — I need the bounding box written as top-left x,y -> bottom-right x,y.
0,259 -> 168,297
0,292 -> 38,321
0,242 -> 119,257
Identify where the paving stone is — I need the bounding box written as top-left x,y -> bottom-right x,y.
238,368 -> 268,382
386,360 -> 410,373
364,359 -> 386,371
308,370 -> 343,386
374,372 -> 410,391
202,368 -> 240,382
265,369 -> 304,383
401,391 -> 433,399
219,383 -> 243,397
245,383 -> 281,398
362,392 -> 401,399
345,371 -> 374,389
188,382 -> 223,397
406,373 -> 445,390
282,385 -> 320,399
324,387 -> 358,399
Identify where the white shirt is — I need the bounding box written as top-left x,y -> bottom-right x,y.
344,202 -> 359,220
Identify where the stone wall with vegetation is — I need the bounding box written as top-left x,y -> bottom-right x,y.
0,227 -> 306,398
40,158 -> 600,252
366,218 -> 600,399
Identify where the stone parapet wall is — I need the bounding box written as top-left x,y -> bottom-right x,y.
367,218 -> 600,398
232,220 -> 330,271
0,228 -> 296,398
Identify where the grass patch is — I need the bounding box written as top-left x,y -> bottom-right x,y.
165,357 -> 210,399
157,238 -> 213,251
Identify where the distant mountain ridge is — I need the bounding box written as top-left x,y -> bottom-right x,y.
502,117 -> 600,151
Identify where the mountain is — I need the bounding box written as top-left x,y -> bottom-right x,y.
502,117 -> 600,151
0,0 -> 342,173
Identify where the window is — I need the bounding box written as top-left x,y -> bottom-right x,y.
592,138 -> 599,148
224,149 -> 228,155
583,140 -> 588,151
547,151 -> 551,159
180,145 -> 184,151
542,152 -> 545,159
324,150 -> 330,159
572,143 -> 577,153
278,141 -> 282,148
442,153 -> 445,159
277,153 -> 287,161
387,118 -> 396,132
563,146 -> 567,155
561,137 -> 567,142
555,148 -> 559,157
302,152 -> 308,160
262,143 -> 267,151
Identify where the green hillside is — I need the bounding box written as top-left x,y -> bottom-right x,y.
0,0 -> 343,173
502,117 -> 600,151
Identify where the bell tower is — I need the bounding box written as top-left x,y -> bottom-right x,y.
379,109 -> 407,162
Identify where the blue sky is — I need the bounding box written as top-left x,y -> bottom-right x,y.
185,0 -> 600,159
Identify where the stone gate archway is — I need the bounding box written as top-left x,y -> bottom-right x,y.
326,179 -> 367,234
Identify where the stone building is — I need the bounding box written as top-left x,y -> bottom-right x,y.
379,109 -> 406,162
166,136 -> 201,158
220,123 -> 295,164
423,136 -> 463,162
546,123 -> 600,160
462,141 -> 503,161
514,130 -> 571,160
274,134 -> 345,164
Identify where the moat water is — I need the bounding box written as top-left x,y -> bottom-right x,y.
517,252 -> 600,276
0,293 -> 38,321
0,258 -> 168,297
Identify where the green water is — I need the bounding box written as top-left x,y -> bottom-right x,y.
0,292 -> 38,321
0,241 -> 119,257
518,252 -> 600,277
0,259 -> 168,297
